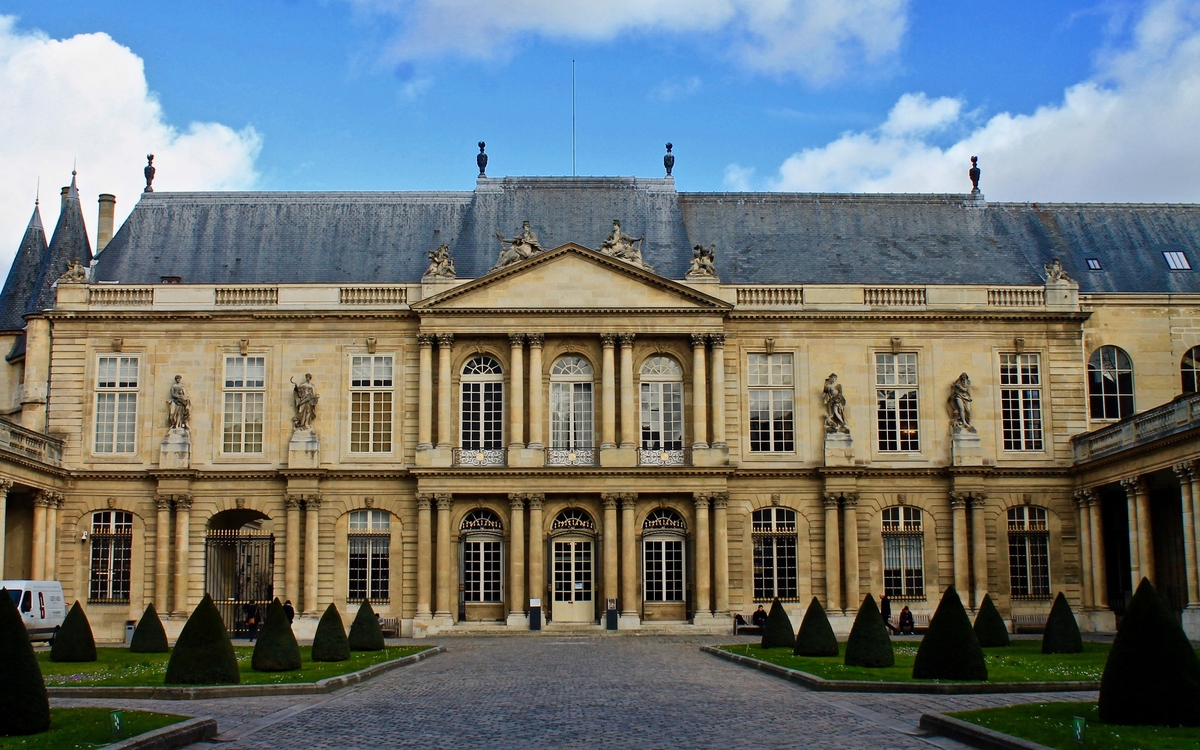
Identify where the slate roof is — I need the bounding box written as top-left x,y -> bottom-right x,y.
73,176 -> 1200,294
29,176 -> 93,315
0,204 -> 48,332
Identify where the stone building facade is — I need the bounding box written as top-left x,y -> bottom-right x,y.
2,170 -> 1199,640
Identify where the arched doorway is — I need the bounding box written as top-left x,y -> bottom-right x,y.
643,508 -> 687,622
459,509 -> 504,623
550,508 -> 596,623
205,509 -> 274,636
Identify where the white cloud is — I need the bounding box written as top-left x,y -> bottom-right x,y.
771,0 -> 1200,202
651,76 -> 702,102
347,0 -> 909,82
0,17 -> 261,273
723,163 -> 755,190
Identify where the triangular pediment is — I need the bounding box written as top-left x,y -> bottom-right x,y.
414,245 -> 730,311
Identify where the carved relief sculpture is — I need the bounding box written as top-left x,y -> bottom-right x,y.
950,372 -> 975,432
492,221 -> 544,270
686,244 -> 717,279
56,259 -> 89,284
598,219 -> 652,271
423,243 -> 457,279
822,373 -> 849,434
292,373 -> 319,430
1044,257 -> 1071,282
167,375 -> 190,431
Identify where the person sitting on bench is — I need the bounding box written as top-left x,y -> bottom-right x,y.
751,605 -> 768,628
898,605 -> 915,635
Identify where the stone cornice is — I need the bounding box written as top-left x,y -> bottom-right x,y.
728,311 -> 1091,323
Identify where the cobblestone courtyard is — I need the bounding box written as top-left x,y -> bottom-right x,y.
54,636 -> 1095,748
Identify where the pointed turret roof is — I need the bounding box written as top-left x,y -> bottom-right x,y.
0,202 -> 49,332
25,172 -> 92,318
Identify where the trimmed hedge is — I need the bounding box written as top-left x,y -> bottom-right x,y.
912,586 -> 988,681
164,594 -> 240,685
794,597 -> 839,657
50,601 -> 96,662
1041,592 -> 1084,654
973,594 -> 1010,648
1099,578 -> 1200,726
0,588 -> 50,736
311,603 -> 351,662
129,603 -> 169,653
348,600 -> 386,651
844,594 -> 894,668
251,598 -> 302,672
761,599 -> 796,649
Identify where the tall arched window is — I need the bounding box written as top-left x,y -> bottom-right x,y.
90,510 -> 133,603
1088,345 -> 1134,420
881,507 -> 924,599
643,508 -> 687,604
549,356 -> 594,464
640,356 -> 684,465
1008,506 -> 1050,598
459,356 -> 504,466
348,510 -> 390,603
1182,346 -> 1200,393
460,509 -> 503,604
752,507 -> 797,601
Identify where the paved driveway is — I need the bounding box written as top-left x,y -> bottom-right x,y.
54,636 -> 1094,748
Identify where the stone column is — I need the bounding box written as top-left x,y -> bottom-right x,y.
1192,473 -> 1200,597
708,334 -> 726,449
620,494 -> 639,618
951,492 -> 970,597
823,494 -> 841,611
619,334 -> 637,449
690,334 -> 708,450
712,492 -> 730,615
600,334 -> 617,449
1088,491 -> 1108,608
434,494 -> 453,619
970,494 -> 988,609
527,494 -> 544,611
173,495 -> 192,614
693,493 -> 712,618
304,496 -> 321,613
509,334 -> 525,449
31,491 -> 49,581
527,335 -> 545,449
602,494 -> 620,608
155,495 -> 172,613
1175,463 -> 1199,607
508,494 -> 526,623
416,494 -> 433,618
842,493 -> 860,611
1125,477 -> 1154,585
1074,490 -> 1094,610
285,495 -> 302,608
0,480 -> 10,576
436,334 -> 454,449
1121,478 -> 1142,584
44,493 -> 59,580
417,334 -> 435,449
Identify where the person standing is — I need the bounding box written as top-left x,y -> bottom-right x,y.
880,593 -> 895,634
284,600 -> 295,624
244,602 -> 260,642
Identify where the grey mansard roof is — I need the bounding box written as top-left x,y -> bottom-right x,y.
85,176 -> 1200,293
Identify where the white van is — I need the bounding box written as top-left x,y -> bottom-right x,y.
2,580 -> 66,642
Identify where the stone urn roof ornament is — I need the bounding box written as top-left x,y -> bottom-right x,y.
144,154 -> 156,193
477,142 -> 488,177
664,143 -> 674,177
969,155 -> 981,194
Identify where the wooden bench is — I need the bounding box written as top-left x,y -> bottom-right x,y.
1012,613 -> 1048,634
379,617 -> 400,638
890,613 -> 929,635
733,614 -> 763,636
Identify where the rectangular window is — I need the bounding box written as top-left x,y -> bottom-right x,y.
876,352 -> 919,452
462,540 -> 502,602
223,356 -> 265,453
643,539 -> 684,602
94,356 -> 139,453
350,355 -> 393,453
1000,353 -> 1043,451
1086,258 -> 1102,270
550,383 -> 593,449
882,507 -> 924,599
348,510 -> 390,602
1008,507 -> 1051,598
89,511 -> 133,602
1164,251 -> 1191,270
462,381 -> 503,450
748,353 -> 794,452
640,382 -> 683,450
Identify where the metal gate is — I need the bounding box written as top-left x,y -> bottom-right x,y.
205,529 -> 275,636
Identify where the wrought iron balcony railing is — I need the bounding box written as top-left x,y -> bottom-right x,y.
453,448 -> 507,468
545,447 -> 596,466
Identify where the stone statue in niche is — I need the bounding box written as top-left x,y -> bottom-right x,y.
686,244 -> 717,279
598,219 -> 652,270
492,221 -> 544,270
167,375 -> 190,431
1044,257 -> 1071,282
56,259 -> 88,284
822,373 -> 849,434
423,243 -> 456,279
950,372 -> 975,432
292,373 -> 319,431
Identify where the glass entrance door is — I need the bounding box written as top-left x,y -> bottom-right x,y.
552,538 -> 593,622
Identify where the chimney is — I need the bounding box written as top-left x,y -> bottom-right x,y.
97,194 -> 116,251
60,186 -> 70,209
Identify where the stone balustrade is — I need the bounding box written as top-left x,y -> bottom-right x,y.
1073,392 -> 1200,462
0,418 -> 63,467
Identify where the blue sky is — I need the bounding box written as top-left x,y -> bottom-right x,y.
3,1 -> 1200,266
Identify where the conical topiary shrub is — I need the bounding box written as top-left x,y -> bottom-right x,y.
0,588 -> 50,736
761,599 -> 796,649
50,601 -> 96,662
973,594 -> 1010,648
912,586 -> 988,681
844,594 -> 894,668
164,594 -> 240,685
794,597 -> 839,656
1099,578 -> 1200,726
251,598 -> 302,672
347,600 -> 385,651
311,603 -> 351,662
1041,592 -> 1083,654
129,603 -> 169,653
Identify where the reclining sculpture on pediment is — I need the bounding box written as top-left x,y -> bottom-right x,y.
423,243 -> 457,279
492,221 -> 544,271
598,219 -> 653,272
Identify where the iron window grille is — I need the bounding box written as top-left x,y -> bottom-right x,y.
882,507 -> 924,599
1008,506 -> 1051,599
89,510 -> 133,603
348,509 -> 390,602
752,507 -> 798,602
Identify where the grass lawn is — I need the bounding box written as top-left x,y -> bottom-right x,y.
719,640 -> 1119,682
38,645 -> 429,687
0,707 -> 185,749
950,702 -> 1200,749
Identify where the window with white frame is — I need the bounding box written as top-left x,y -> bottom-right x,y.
1087,346 -> 1134,420
1001,353 -> 1043,451
350,355 -> 393,453
640,356 -> 683,450
876,352 -> 920,451
1182,346 -> 1200,394
94,357 -> 139,453
748,353 -> 794,452
461,509 -> 503,603
90,510 -> 132,602
223,356 -> 265,453
882,507 -> 924,598
643,508 -> 686,602
461,356 -> 504,450
550,356 -> 594,449
752,507 -> 798,601
1008,506 -> 1050,598
348,509 -> 390,602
